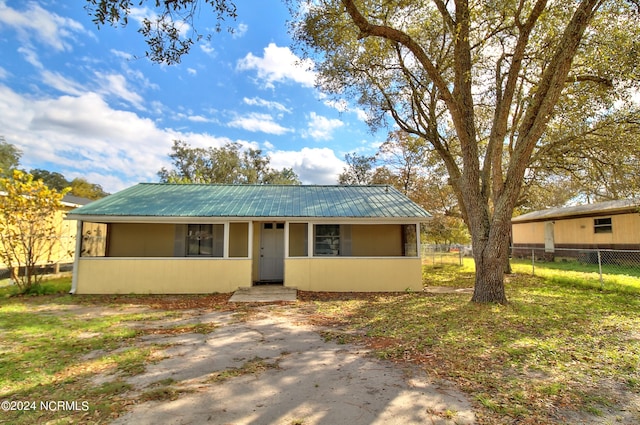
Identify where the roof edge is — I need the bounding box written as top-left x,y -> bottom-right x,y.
66,215 -> 430,223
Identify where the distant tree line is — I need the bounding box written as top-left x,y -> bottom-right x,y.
0,137 -> 108,200
158,140 -> 300,185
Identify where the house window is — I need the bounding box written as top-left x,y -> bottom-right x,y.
594,217 -> 612,234
229,222 -> 249,258
187,224 -> 224,256
80,222 -> 107,257
314,224 -> 341,256
289,223 -> 308,257
402,224 -> 418,256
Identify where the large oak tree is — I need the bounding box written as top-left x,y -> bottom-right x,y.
290,0 -> 638,302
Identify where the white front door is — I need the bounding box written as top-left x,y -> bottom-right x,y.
260,222 -> 285,282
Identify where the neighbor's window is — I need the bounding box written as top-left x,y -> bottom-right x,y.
314,224 -> 340,256
594,217 -> 612,234
187,224 -> 224,256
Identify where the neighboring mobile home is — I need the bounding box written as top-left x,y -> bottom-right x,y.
511,199 -> 640,259
67,184 -> 431,294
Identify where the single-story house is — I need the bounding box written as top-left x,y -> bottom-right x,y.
511,199 -> 640,258
67,184 -> 431,294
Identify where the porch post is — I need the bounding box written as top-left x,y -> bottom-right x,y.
415,222 -> 421,258
247,221 -> 253,259
223,222 -> 230,258
307,222 -> 314,257
284,222 -> 290,259
70,220 -> 83,294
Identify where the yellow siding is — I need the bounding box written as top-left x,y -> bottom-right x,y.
512,221 -> 545,245
513,212 -> 640,246
613,214 -> 640,244
229,222 -> 249,257
52,208 -> 76,264
75,258 -> 252,294
108,223 -> 175,257
554,214 -> 640,245
285,257 -> 422,292
351,224 -> 402,256
0,207 -> 77,268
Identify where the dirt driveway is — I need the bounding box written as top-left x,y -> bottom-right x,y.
90,304 -> 476,425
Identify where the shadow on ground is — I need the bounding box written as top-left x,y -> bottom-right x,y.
105,307 -> 475,425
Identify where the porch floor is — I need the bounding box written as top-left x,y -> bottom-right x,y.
229,285 -> 297,303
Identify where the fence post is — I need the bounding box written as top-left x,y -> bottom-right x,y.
532,249 -> 535,276
597,250 -> 604,290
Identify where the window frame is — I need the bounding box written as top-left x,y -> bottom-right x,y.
186,224 -> 224,257
314,224 -> 341,256
593,217 -> 613,234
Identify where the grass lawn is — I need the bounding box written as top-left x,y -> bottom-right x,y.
2,268 -> 639,424
0,277 -> 231,424
511,258 -> 640,294
311,262 -> 640,424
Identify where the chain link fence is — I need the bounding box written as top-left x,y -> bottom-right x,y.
510,246 -> 640,289
421,244 -> 471,266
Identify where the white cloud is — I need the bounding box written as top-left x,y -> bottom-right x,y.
187,115 -> 213,123
243,97 -> 291,113
303,112 -> 344,141
228,112 -> 293,135
94,72 -> 145,109
355,108 -> 370,122
111,49 -> 133,61
200,41 -> 216,56
237,43 -> 316,89
187,68 -> 197,76
41,70 -> 86,96
268,147 -> 345,184
0,84 -> 243,192
0,66 -> 8,80
17,46 -> 42,69
324,99 -> 349,113
232,23 -> 248,39
0,1 -> 91,52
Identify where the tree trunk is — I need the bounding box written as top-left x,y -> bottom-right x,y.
472,243 -> 508,304
467,200 -> 512,304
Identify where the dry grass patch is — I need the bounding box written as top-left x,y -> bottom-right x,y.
305,269 -> 640,424
0,280 -> 219,424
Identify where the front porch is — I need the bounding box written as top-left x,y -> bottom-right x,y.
229,285 -> 297,302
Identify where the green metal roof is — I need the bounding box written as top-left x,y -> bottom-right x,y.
68,183 -> 431,219
512,198 -> 640,223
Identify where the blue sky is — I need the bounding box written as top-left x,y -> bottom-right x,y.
0,0 -> 382,192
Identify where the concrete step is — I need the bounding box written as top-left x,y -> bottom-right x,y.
229,285 -> 297,303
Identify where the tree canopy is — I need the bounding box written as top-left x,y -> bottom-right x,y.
0,137 -> 21,178
158,140 -> 301,185
85,0 -> 238,64
339,130 -> 470,246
